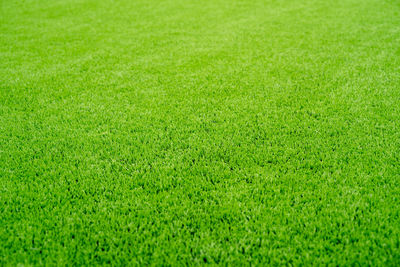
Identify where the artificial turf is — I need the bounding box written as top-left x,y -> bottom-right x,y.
1,0 -> 400,265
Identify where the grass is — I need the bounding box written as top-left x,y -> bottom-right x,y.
1,0 -> 400,265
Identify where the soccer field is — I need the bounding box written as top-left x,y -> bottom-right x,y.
1,0 -> 400,265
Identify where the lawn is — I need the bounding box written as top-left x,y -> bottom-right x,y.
1,0 -> 400,265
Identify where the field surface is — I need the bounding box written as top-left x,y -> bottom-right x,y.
1,0 -> 400,265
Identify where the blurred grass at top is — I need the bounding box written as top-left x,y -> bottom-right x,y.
1,0 -> 400,265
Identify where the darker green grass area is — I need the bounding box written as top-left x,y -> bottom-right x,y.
1,0 -> 400,265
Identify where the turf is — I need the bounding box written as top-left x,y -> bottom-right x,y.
1,0 -> 400,265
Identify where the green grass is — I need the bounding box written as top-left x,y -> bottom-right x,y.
1,0 -> 400,265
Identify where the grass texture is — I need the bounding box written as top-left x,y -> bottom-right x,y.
1,0 -> 400,265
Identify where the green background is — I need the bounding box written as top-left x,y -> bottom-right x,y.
1,0 -> 400,265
